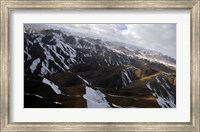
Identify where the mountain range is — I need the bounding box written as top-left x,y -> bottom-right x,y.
24,24 -> 176,108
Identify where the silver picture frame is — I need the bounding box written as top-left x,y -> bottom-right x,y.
0,0 -> 199,131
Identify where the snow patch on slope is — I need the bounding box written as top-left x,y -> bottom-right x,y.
25,93 -> 44,98
121,66 -> 137,87
146,82 -> 152,90
83,86 -> 110,108
42,78 -> 62,94
30,58 -> 40,73
77,75 -> 89,85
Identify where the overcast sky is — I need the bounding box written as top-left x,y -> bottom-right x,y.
50,24 -> 176,59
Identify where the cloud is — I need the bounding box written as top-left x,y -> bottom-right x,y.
124,24 -> 176,58
50,24 -> 176,59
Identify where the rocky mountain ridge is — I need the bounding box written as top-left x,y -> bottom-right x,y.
24,24 -> 176,108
